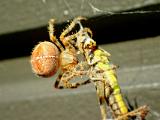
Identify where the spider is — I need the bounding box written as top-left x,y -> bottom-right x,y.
31,17 -> 91,89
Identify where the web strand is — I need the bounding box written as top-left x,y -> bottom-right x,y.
88,2 -> 160,15
63,0 -> 74,17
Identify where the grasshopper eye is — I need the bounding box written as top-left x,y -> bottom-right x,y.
84,39 -> 96,49
87,44 -> 90,48
31,41 -> 60,77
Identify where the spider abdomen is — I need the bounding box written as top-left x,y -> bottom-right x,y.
31,41 -> 60,77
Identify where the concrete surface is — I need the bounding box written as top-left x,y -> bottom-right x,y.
1,0 -> 160,34
0,36 -> 160,120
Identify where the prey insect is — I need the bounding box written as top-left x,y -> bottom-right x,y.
31,17 -> 149,120
52,17 -> 149,120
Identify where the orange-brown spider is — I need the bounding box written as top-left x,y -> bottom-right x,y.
31,17 -> 90,88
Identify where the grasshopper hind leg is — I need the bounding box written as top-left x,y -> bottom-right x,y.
94,81 -> 107,120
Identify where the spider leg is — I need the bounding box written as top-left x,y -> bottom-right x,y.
59,27 -> 93,49
60,16 -> 86,41
54,72 -> 63,89
60,33 -> 79,47
54,70 -> 91,89
54,62 -> 91,89
81,27 -> 93,37
116,105 -> 149,120
59,17 -> 91,49
54,72 -> 84,89
48,19 -> 64,51
78,24 -> 93,38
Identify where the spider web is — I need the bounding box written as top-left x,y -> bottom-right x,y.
41,0 -> 160,19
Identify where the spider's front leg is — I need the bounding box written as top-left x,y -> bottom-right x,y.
60,16 -> 86,41
59,16 -> 93,48
48,18 -> 64,52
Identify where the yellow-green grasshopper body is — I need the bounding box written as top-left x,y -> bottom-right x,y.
75,23 -> 148,119
79,39 -> 128,119
92,49 -> 128,119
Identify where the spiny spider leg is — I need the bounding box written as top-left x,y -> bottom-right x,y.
116,105 -> 149,120
60,16 -> 86,41
54,65 -> 91,89
48,19 -> 64,51
48,18 -> 87,89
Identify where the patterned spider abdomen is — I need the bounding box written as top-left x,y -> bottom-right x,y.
31,41 -> 60,77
